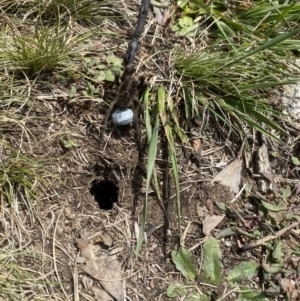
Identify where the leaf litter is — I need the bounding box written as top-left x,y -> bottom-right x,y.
76,231 -> 123,301
2,1 -> 300,300
202,214 -> 225,236
212,143 -> 244,194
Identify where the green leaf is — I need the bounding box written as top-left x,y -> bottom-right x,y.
177,0 -> 189,9
68,85 -> 76,98
187,292 -> 209,301
216,227 -> 236,239
262,262 -> 285,274
59,134 -> 77,149
96,64 -> 107,70
292,156 -> 299,165
177,24 -> 199,37
272,243 -> 284,262
105,70 -> 115,82
94,71 -> 106,83
88,57 -> 100,66
261,200 -> 285,212
171,248 -> 197,280
227,260 -> 259,283
237,286 -> 270,301
171,24 -> 180,32
201,237 -> 222,285
106,54 -> 122,67
281,187 -> 291,201
215,202 -> 227,211
167,281 -> 187,298
178,16 -> 193,27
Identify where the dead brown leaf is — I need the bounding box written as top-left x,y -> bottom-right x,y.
78,242 -> 123,301
202,214 -> 225,236
212,158 -> 242,194
80,230 -> 113,247
91,286 -> 113,301
153,6 -> 163,24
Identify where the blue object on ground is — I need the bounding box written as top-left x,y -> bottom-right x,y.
112,108 -> 134,125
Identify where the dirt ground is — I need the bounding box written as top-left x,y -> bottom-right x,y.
1,1 -> 300,301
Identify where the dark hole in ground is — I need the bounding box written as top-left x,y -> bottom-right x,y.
90,180 -> 118,210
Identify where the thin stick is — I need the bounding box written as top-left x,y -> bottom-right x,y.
242,221 -> 299,251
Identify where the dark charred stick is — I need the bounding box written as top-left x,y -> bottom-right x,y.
100,0 -> 150,149
125,0 -> 151,66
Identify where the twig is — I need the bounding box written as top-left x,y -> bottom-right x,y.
242,221 -> 300,251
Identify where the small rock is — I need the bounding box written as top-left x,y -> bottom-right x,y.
112,108 -> 134,125
281,59 -> 300,119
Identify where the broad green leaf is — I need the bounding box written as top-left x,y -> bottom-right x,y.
216,227 -> 236,239
106,54 -> 122,67
237,286 -> 270,301
88,57 -> 100,66
83,57 -> 91,64
177,24 -> 199,37
187,291 -> 209,301
262,262 -> 285,274
171,24 -> 180,32
272,243 -> 284,262
261,200 -> 285,212
96,64 -> 106,69
167,281 -> 187,298
177,0 -> 189,9
178,16 -> 193,27
227,260 -> 259,283
94,71 -> 106,83
201,237 -> 222,285
171,248 -> 197,280
105,70 -> 115,82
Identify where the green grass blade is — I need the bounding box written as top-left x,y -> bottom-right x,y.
226,28 -> 300,68
136,88 -> 160,257
169,129 -> 182,245
158,86 -> 183,245
143,87 -> 152,143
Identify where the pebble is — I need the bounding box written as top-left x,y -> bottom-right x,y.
281,59 -> 300,119
112,108 -> 134,125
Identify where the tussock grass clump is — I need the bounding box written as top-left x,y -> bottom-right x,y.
38,0 -> 110,24
0,142 -> 58,221
0,248 -> 54,301
1,0 -> 111,25
173,1 -> 300,139
0,22 -> 89,75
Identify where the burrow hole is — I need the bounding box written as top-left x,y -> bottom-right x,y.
90,180 -> 119,210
